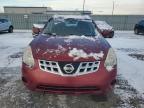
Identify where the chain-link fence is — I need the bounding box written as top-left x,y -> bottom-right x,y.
0,13 -> 144,30
91,15 -> 144,30
0,13 -> 52,29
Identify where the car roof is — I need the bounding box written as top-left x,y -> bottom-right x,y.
138,19 -> 144,23
140,19 -> 144,22
94,20 -> 113,30
53,15 -> 92,21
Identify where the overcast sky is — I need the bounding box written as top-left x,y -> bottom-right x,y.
0,0 -> 144,15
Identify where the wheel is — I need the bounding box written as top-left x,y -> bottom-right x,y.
8,26 -> 13,33
134,28 -> 139,35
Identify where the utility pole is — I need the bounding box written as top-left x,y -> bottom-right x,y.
83,0 -> 85,14
112,0 -> 115,15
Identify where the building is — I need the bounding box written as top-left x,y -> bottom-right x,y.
4,6 -> 52,14
3,6 -> 92,15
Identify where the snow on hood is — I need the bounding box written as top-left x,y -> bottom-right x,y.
95,21 -> 113,31
42,35 -> 97,56
33,24 -> 45,28
43,45 -> 67,55
34,34 -> 107,60
68,48 -> 104,61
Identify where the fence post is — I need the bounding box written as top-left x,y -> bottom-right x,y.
24,14 -> 29,29
123,15 -> 128,30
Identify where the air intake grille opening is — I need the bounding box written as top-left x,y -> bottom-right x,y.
37,85 -> 100,92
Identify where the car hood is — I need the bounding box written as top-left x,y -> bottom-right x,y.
31,34 -> 111,61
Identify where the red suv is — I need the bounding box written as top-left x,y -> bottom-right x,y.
22,15 -> 117,95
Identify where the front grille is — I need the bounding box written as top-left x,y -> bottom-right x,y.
39,60 -> 60,74
39,60 -> 100,76
37,85 -> 100,92
78,62 -> 99,73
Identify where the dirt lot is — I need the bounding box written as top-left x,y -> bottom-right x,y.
0,30 -> 144,108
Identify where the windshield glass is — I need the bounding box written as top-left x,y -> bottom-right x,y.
43,18 -> 97,36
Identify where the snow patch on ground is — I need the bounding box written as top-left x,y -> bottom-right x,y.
0,31 -> 32,67
117,51 -> 144,96
106,31 -> 144,97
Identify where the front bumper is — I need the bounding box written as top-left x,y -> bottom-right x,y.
22,61 -> 117,95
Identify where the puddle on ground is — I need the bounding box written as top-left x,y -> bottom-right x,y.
0,46 -> 9,50
117,48 -> 144,53
129,53 -> 144,61
10,52 -> 23,58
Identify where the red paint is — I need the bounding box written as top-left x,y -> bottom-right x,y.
22,34 -> 117,95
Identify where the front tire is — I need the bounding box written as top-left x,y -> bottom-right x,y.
134,28 -> 139,35
8,26 -> 13,33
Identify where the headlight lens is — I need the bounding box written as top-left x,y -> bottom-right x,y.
105,48 -> 117,71
22,46 -> 34,67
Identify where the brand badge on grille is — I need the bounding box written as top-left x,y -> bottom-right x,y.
63,64 -> 74,74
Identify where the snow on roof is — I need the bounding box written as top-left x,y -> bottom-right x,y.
95,20 -> 113,30
54,15 -> 91,20
33,24 -> 45,28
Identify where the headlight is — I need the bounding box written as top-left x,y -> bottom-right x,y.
104,48 -> 117,71
22,46 -> 34,67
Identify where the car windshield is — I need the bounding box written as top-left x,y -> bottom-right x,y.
139,20 -> 144,25
43,18 -> 97,36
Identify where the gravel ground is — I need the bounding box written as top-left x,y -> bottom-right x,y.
0,31 -> 144,108
0,67 -> 144,108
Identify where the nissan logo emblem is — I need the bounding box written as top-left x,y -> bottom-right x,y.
63,64 -> 74,74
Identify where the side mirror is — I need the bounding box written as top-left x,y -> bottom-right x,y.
32,27 -> 41,37
35,29 -> 40,34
